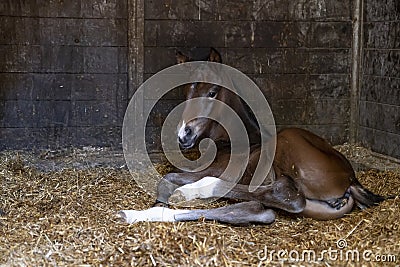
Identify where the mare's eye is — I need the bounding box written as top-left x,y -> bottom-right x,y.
207,91 -> 217,98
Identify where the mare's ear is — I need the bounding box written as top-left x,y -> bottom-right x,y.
208,47 -> 222,63
176,51 -> 190,64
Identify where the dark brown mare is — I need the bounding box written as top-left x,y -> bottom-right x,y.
119,48 -> 388,225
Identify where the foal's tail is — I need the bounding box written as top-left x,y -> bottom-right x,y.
350,181 -> 393,209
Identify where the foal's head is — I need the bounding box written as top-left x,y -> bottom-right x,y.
176,48 -> 254,149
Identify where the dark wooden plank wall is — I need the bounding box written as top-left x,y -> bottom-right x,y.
143,0 -> 353,152
359,0 -> 400,158
0,0 -> 128,149
0,0 -> 398,159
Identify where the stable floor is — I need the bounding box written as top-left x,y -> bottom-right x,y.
1,148 -> 399,266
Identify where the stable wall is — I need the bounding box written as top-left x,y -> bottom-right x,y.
0,0 -> 398,159
0,1 -> 128,149
144,0 -> 353,151
359,0 -> 400,158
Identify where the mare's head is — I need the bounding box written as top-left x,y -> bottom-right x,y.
176,48 -> 255,149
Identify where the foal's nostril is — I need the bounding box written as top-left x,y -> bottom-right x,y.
178,126 -> 194,146
184,127 -> 192,136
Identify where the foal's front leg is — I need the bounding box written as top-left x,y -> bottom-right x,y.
155,172 -> 205,205
119,201 -> 275,225
169,175 -> 306,213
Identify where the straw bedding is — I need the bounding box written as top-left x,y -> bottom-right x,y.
0,148 -> 399,266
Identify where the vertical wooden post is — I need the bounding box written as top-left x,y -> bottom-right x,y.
350,0 -> 363,144
127,0 -> 144,152
128,0 -> 144,98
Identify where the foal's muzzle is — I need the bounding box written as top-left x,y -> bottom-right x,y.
178,126 -> 197,149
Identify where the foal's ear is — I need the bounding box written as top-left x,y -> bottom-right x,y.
176,51 -> 190,64
208,47 -> 222,63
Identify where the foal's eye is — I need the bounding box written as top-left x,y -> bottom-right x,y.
207,91 -> 217,98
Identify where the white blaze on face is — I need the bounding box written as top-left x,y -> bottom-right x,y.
178,120 -> 186,139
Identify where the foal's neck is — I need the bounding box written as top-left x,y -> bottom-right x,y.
231,97 -> 261,145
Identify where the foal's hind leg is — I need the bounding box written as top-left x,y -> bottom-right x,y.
300,190 -> 355,220
119,201 -> 275,225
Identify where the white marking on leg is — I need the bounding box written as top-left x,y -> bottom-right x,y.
172,176 -> 222,201
118,207 -> 190,224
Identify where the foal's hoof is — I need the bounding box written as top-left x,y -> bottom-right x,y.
169,191 -> 216,207
153,200 -> 169,208
326,189 -> 351,210
168,190 -> 188,205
